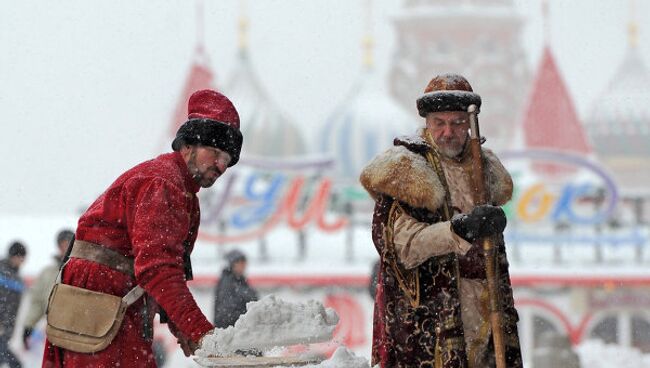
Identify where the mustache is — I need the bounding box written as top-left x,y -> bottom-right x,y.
439,137 -> 460,144
212,166 -> 224,176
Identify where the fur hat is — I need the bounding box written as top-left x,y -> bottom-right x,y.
416,74 -> 482,117
172,89 -> 243,167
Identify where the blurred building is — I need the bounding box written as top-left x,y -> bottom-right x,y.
510,11 -> 650,366
389,0 -> 529,151
225,15 -> 306,158
161,2 -> 650,366
585,21 -> 650,193
320,18 -> 413,187
520,43 -> 592,178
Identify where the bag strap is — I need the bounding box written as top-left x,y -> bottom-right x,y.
122,285 -> 145,306
54,239 -> 145,306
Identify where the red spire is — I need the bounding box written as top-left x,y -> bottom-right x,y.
169,0 -> 216,138
522,47 -> 591,175
169,62 -> 216,137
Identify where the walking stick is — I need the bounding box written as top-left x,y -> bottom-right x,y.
467,104 -> 507,368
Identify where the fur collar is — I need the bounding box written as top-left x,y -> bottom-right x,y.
359,135 -> 512,212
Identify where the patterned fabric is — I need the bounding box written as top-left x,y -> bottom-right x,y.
362,135 -> 523,368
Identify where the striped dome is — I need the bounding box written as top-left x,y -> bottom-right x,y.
225,51 -> 306,158
587,47 -> 650,158
321,69 -> 415,181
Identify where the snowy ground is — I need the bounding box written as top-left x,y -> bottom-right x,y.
3,214 -> 650,367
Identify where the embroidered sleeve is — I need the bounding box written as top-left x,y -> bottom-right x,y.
392,210 -> 472,269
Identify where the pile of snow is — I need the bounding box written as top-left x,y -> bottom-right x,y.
575,340 -> 650,367
197,295 -> 339,357
302,347 -> 370,368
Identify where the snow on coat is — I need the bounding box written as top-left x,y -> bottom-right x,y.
359,135 -> 522,368
43,151 -> 213,368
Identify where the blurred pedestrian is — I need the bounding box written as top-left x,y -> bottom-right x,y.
213,250 -> 258,329
22,229 -> 73,350
0,241 -> 27,368
368,260 -> 379,300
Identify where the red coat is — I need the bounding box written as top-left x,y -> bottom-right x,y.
43,152 -> 213,368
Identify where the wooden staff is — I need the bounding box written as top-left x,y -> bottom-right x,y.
467,104 -> 507,368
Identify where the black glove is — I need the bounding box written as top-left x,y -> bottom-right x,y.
451,204 -> 507,242
23,327 -> 33,350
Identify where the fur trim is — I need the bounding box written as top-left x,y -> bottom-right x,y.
360,145 -> 446,212
416,91 -> 481,117
360,137 -> 513,211
483,148 -> 513,206
172,118 -> 243,167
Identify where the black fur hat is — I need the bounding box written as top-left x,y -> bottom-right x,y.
172,90 -> 243,167
416,73 -> 482,117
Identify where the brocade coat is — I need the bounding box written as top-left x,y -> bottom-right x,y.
360,135 -> 523,368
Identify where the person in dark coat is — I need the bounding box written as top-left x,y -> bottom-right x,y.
213,250 -> 258,329
368,260 -> 380,300
0,241 -> 27,368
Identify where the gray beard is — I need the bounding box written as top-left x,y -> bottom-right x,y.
439,144 -> 464,159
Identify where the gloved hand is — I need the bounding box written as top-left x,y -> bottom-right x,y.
23,327 -> 33,350
451,204 -> 507,242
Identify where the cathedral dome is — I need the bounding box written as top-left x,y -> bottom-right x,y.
225,24 -> 306,158
321,68 -> 414,182
586,47 -> 650,158
585,25 -> 650,191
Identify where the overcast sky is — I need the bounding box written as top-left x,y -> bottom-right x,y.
1,0 -> 648,216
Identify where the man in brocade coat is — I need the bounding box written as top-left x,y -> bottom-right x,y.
43,89 -> 243,367
360,74 -> 523,368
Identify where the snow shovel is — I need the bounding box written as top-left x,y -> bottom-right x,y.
194,355 -> 323,367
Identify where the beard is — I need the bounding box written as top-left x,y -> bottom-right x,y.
436,136 -> 467,158
187,153 -> 222,188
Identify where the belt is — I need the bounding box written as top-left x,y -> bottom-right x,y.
70,240 -> 134,276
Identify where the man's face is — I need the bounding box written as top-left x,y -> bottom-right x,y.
184,146 -> 232,188
232,260 -> 247,276
425,111 -> 470,158
58,240 -> 69,256
10,255 -> 25,269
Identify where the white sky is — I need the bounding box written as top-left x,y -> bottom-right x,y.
1,0 -> 648,215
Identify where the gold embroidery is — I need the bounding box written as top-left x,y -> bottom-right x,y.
384,201 -> 421,308
435,326 -> 443,368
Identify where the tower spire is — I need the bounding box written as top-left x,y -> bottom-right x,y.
542,0 -> 550,45
194,0 -> 208,63
362,0 -> 374,69
238,0 -> 249,55
628,0 -> 638,48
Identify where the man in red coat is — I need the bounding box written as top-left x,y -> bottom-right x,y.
43,89 -> 243,367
